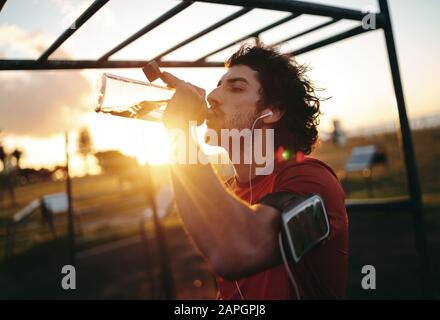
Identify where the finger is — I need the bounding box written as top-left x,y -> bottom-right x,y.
192,85 -> 206,97
160,71 -> 185,89
197,101 -> 209,126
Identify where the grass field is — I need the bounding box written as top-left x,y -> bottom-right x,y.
0,127 -> 439,299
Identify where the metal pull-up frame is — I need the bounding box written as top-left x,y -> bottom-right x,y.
0,0 -> 433,298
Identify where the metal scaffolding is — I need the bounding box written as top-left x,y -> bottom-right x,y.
0,0 -> 433,298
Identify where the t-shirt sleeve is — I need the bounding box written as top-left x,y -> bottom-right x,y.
272,160 -> 349,299
273,161 -> 348,245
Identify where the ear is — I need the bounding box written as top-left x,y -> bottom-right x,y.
261,107 -> 284,124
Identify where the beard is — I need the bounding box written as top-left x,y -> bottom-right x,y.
207,108 -> 258,131
204,108 -> 259,147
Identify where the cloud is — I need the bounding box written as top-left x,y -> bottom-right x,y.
0,24 -> 52,59
0,25 -> 92,137
47,0 -> 115,30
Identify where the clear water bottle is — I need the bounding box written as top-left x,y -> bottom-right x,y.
94,73 -> 175,122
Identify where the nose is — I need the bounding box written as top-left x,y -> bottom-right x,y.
207,86 -> 222,109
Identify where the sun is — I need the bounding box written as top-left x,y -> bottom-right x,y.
136,122 -> 171,165
79,113 -> 169,166
81,111 -> 228,171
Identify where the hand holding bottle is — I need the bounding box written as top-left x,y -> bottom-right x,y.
159,71 -> 209,129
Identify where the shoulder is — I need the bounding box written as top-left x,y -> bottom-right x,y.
274,157 -> 339,187
274,158 -> 348,244
273,157 -> 345,208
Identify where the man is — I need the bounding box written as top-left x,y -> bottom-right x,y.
160,45 -> 348,300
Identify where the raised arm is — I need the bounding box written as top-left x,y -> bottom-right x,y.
161,71 -> 281,280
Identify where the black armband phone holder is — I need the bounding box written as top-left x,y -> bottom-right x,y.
257,192 -> 330,263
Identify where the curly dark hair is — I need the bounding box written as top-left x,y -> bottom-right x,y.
225,44 -> 322,155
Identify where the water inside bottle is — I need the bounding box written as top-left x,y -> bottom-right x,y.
100,99 -> 169,122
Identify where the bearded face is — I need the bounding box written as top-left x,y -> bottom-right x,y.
205,65 -> 263,146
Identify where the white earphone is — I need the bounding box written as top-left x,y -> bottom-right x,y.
233,110 -> 275,300
228,109 -> 301,300
256,110 -> 273,120
249,110 -> 273,204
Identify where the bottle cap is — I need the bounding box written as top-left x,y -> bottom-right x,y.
142,61 -> 162,82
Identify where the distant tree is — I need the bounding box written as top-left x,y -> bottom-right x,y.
77,127 -> 93,175
0,145 -> 5,172
0,146 -> 17,206
12,149 -> 23,170
94,150 -> 146,190
94,150 -> 139,175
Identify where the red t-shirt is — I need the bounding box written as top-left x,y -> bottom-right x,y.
216,157 -> 349,300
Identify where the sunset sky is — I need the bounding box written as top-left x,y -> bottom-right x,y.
0,0 -> 439,176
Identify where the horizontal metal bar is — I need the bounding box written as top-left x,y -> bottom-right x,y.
292,25 -> 375,56
0,27 -> 377,70
38,0 -> 109,61
193,0 -> 378,21
345,196 -> 412,212
270,18 -> 340,47
197,13 -> 301,62
0,26 -> 371,70
0,25 -> 380,71
0,60 -> 225,70
154,7 -> 252,61
98,1 -> 193,62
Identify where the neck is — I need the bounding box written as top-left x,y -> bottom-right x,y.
227,125 -> 275,184
233,162 -> 255,184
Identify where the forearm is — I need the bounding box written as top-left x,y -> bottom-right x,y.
157,71 -> 281,277
170,156 -> 248,257
168,134 -> 280,278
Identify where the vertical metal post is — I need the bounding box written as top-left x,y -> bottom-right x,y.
144,164 -> 175,299
65,132 -> 76,268
4,220 -> 14,258
139,216 -> 156,299
379,0 -> 433,298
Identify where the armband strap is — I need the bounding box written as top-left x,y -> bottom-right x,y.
256,191 -> 303,212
